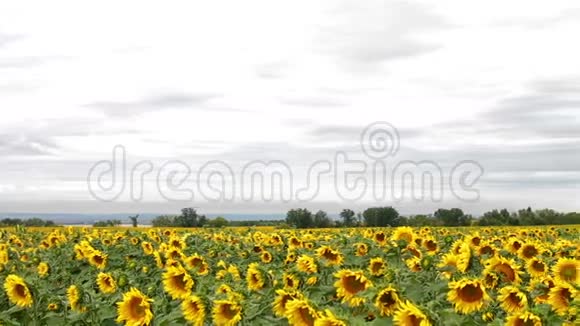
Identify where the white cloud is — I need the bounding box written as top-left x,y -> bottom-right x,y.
0,0 -> 579,214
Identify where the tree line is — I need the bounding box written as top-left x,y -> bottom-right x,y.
284,206 -> 580,228
151,208 -> 230,228
0,218 -> 57,227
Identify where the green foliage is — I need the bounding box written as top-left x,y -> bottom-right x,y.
476,207 -> 580,226
313,210 -> 333,228
151,208 -> 208,228
362,207 -> 400,227
207,216 -> 229,228
0,218 -> 56,227
150,215 -> 177,227
434,208 -> 471,226
285,208 -> 314,228
92,220 -> 122,227
340,209 -> 356,227
128,214 -> 139,228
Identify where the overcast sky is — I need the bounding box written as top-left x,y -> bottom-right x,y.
0,0 -> 579,216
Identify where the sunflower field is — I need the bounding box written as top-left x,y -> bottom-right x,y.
0,225 -> 578,325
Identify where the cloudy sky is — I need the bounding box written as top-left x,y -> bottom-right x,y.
1,0 -> 579,216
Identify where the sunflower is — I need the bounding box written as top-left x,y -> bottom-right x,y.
216,283 -> 233,295
527,258 -> 548,278
508,238 -> 523,254
261,250 -> 273,264
283,273 -> 301,289
374,231 -> 387,246
285,299 -> 319,326
438,253 -> 459,279
89,251 -> 108,269
393,301 -> 431,326
404,244 -> 422,259
246,263 -> 265,291
141,242 -> 154,255
153,251 -> 164,269
37,262 -> 49,277
456,241 -> 471,273
168,236 -> 186,250
483,256 -> 522,285
181,295 -> 205,326
368,257 -> 387,276
3,274 -> 33,307
548,282 -> 577,316
423,237 -> 438,254
391,227 -> 415,245
482,272 -> 499,289
552,257 -> 579,285
405,257 -> 422,272
185,254 -> 205,271
165,259 -> 182,269
307,276 -> 318,286
333,269 -> 372,307
315,309 -> 346,326
163,265 -> 194,300
197,262 -> 210,276
289,236 -> 302,248
315,246 -> 344,266
355,243 -> 369,256
466,233 -> 482,248
481,311 -> 494,322
285,251 -> 297,264
477,241 -> 496,257
528,276 -> 555,304
97,272 -> 117,294
296,255 -> 318,274
498,286 -> 528,313
447,278 -> 490,314
67,285 -> 83,312
212,300 -> 242,326
518,241 -> 542,261
227,265 -> 242,281
116,287 -> 154,326
374,286 -> 401,317
505,311 -> 542,326
273,289 -> 303,317
269,233 -> 283,246
165,248 -> 185,261
48,303 -> 59,311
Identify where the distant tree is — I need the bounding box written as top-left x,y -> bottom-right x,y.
174,208 -> 207,227
197,214 -> 208,227
560,212 -> 580,225
434,208 -> 470,226
363,207 -> 400,227
151,215 -> 177,227
534,209 -> 562,225
208,216 -> 229,228
406,214 -> 440,227
517,207 -> 535,224
0,218 -> 57,227
398,216 -> 408,226
23,218 -> 47,227
340,209 -> 356,227
93,219 -> 122,227
286,209 -> 313,229
478,209 -> 515,226
313,210 -> 332,228
129,214 -> 139,228
356,212 -> 363,226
